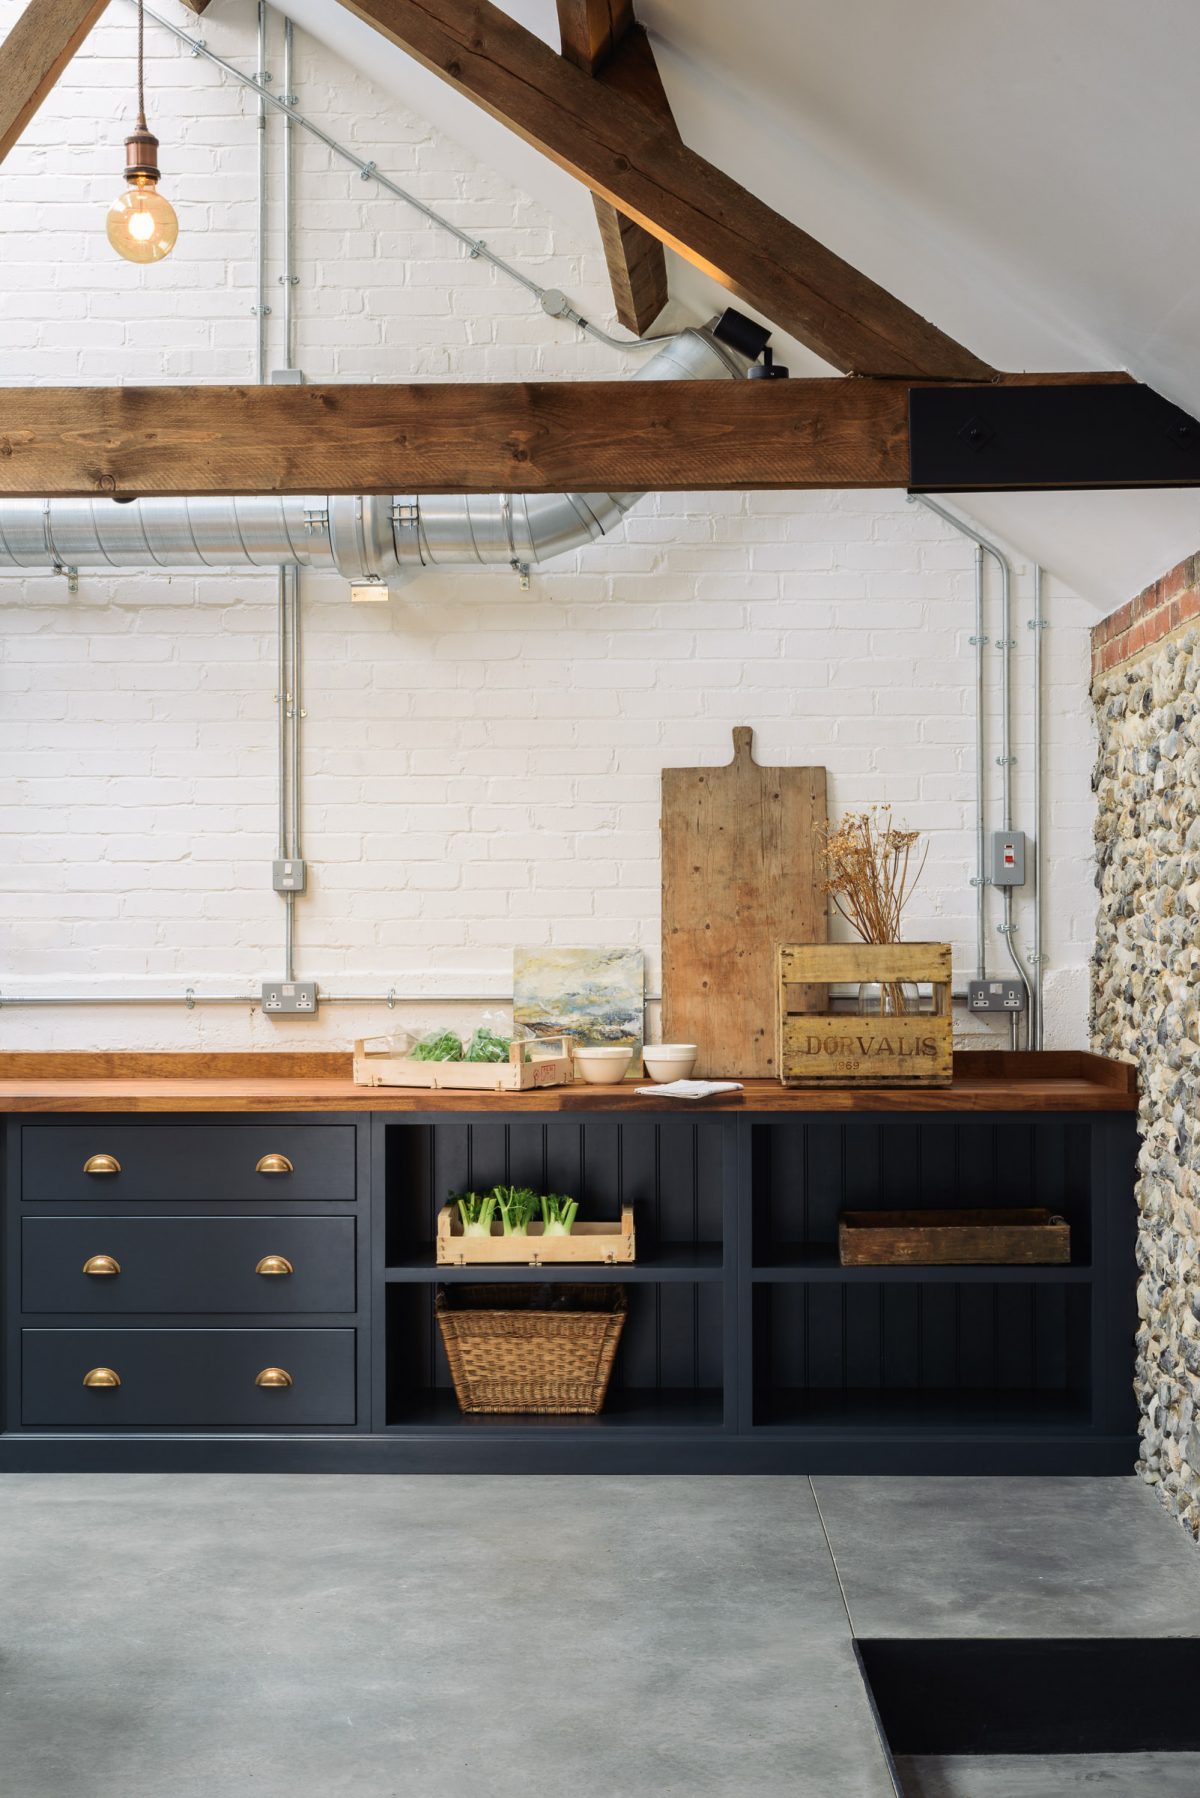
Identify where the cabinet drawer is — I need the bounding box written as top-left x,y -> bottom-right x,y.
21,1329 -> 356,1427
22,1124 -> 356,1204
22,1216 -> 356,1315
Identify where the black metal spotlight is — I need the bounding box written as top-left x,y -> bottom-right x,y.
712,307 -> 773,362
746,346 -> 789,380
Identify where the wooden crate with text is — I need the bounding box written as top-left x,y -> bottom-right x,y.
776,943 -> 953,1087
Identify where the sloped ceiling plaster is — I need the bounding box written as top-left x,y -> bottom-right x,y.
273,0 -> 1200,608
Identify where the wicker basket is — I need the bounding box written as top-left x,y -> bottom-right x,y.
436,1284 -> 627,1414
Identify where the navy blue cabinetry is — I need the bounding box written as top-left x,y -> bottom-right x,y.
3,1113 -> 371,1461
0,1099 -> 1139,1473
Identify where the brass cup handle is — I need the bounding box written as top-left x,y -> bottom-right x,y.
255,1154 -> 294,1176
255,1255 -> 294,1277
255,1367 -> 293,1389
83,1367 -> 121,1388
82,1255 -> 121,1277
83,1154 -> 121,1176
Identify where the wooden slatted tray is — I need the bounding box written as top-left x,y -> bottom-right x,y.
839,1208 -> 1071,1266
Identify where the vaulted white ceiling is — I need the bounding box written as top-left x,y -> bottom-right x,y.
275,0 -> 1200,607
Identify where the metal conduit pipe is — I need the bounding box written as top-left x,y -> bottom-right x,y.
971,544 -> 987,982
255,0 -> 269,384
281,14 -> 296,373
912,495 -> 1036,1049
0,992 -> 665,1008
1031,564 -> 1045,1048
0,326 -> 752,585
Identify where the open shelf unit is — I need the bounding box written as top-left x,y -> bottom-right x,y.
372,1102 -> 1137,1470
377,1115 -> 733,1439
750,1275 -> 1093,1433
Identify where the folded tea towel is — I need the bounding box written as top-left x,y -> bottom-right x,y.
634,1080 -> 744,1100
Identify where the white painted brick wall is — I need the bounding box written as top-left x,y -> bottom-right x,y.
0,0 -> 1098,1051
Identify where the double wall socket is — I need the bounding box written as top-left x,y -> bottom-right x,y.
262,980 -> 318,1015
968,978 -> 1026,1013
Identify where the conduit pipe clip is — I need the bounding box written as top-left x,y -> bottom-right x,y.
185,988 -> 195,1010
995,755 -> 1017,767
189,37 -> 206,55
359,161 -> 376,182
968,634 -> 989,646
968,877 -> 992,888
468,239 -> 486,260
1028,618 -> 1050,630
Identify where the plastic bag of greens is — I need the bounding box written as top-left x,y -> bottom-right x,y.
409,1029 -> 464,1062
464,1026 -> 511,1063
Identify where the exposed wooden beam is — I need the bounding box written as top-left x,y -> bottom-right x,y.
556,3 -> 670,336
176,0 -> 210,13
0,0 -> 110,163
555,0 -> 631,74
334,0 -> 993,380
0,374 -> 1138,500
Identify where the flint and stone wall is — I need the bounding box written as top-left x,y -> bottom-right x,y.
1092,556 -> 1200,1539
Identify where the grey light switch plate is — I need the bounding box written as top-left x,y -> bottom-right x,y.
273,858 -> 307,893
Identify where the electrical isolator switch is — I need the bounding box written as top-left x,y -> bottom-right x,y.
261,981 -> 318,1015
273,859 -> 307,894
991,830 -> 1026,887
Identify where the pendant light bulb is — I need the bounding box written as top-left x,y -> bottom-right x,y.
107,172 -> 178,264
108,0 -> 177,264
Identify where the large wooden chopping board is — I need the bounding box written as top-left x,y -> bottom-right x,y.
661,727 -> 827,1078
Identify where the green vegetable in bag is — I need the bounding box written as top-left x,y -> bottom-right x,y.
410,1029 -> 464,1062
465,1027 -> 511,1063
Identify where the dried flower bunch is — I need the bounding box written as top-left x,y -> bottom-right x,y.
821,808 -> 928,945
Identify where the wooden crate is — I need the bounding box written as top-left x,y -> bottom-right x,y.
436,1203 -> 635,1266
839,1207 -> 1071,1266
352,1034 -> 572,1093
777,943 -> 953,1087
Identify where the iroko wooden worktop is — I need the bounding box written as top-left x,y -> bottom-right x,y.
0,1050 -> 1137,1113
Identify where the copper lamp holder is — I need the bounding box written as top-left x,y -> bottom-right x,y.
123,119 -> 160,184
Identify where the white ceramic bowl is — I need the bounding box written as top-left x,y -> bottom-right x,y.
641,1043 -> 698,1083
573,1045 -> 634,1085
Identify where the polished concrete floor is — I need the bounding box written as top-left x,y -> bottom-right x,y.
0,1475 -> 1196,1797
